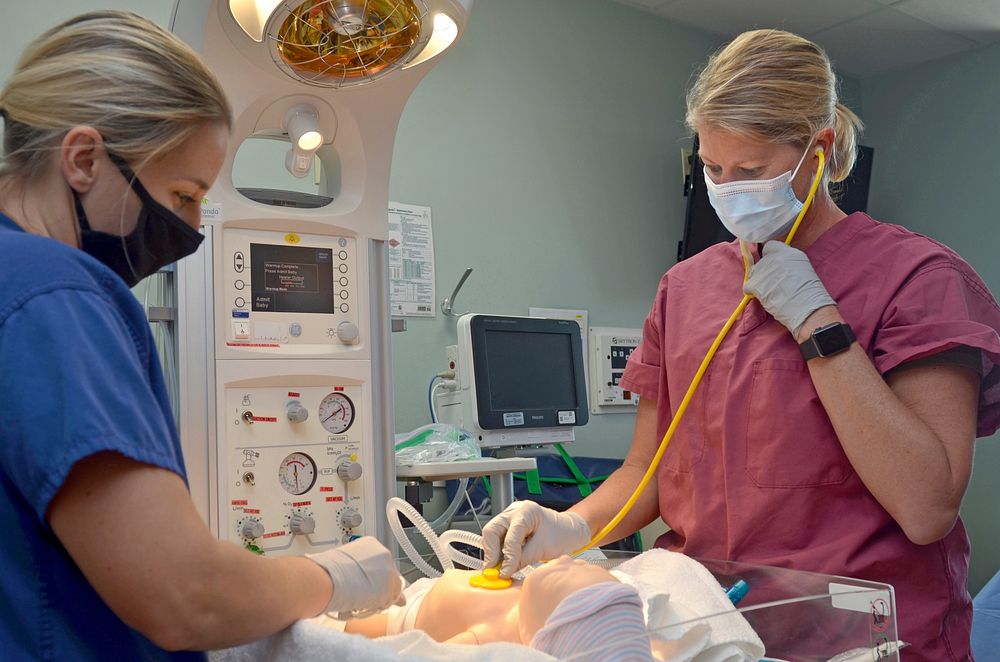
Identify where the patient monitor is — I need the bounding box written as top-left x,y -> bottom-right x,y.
436,313 -> 590,448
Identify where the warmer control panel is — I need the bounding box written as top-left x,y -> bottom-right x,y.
224,383 -> 367,555
588,326 -> 641,414
222,227 -> 360,351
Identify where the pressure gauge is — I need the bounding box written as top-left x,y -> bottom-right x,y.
278,452 -> 317,495
318,392 -> 355,434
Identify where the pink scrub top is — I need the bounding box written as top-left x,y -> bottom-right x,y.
620,213 -> 1000,661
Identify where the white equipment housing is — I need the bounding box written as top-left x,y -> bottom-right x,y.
170,0 -> 472,554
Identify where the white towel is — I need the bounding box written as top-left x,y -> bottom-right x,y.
610,549 -> 764,662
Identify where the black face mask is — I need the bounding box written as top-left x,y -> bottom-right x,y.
72,152 -> 204,287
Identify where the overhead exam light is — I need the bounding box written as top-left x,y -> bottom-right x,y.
228,0 -> 427,87
284,104 -> 323,178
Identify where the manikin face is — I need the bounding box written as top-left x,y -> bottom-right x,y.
517,556 -> 620,643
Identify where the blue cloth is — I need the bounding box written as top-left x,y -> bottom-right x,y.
972,570 -> 1000,660
0,214 -> 205,661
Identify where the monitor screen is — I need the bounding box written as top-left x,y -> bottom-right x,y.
250,243 -> 335,314
483,330 -> 578,410
468,315 -> 589,430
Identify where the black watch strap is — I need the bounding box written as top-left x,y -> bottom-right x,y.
799,322 -> 856,361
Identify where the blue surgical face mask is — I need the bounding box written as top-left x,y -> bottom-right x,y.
703,143 -> 813,243
72,151 -> 204,287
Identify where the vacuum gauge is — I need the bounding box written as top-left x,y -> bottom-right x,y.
318,392 -> 355,434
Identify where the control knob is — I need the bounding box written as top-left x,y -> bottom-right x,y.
286,400 -> 309,423
289,513 -> 316,535
337,460 -> 363,482
241,519 -> 264,540
335,321 -> 359,345
340,508 -> 363,529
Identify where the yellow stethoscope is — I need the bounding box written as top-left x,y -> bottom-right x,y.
472,147 -> 827,591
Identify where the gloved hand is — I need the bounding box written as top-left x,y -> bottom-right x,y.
482,501 -> 592,578
743,240 -> 836,337
306,536 -> 404,614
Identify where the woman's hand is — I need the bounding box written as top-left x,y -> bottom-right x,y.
481,501 -> 591,578
743,240 -> 836,336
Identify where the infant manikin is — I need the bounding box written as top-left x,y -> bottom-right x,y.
341,555 -> 653,659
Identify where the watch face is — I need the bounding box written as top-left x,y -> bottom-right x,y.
815,324 -> 851,355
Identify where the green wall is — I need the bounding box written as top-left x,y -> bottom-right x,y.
859,43 -> 1000,595
389,0 -> 721,458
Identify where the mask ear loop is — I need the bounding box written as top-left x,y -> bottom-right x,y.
107,151 -> 145,286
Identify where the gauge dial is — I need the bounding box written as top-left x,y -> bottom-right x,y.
278,452 -> 317,495
318,392 -> 356,434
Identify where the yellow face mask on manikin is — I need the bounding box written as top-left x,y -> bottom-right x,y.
703,142 -> 814,243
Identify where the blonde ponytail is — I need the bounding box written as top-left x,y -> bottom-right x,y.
686,29 -> 863,185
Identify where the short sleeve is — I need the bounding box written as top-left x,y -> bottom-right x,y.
0,288 -> 185,520
873,263 -> 1000,437
620,280 -> 666,401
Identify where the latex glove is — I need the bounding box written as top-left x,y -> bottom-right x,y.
306,536 -> 404,614
743,240 -> 836,337
482,501 -> 591,578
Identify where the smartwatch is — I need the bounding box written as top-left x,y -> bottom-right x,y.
799,322 -> 855,361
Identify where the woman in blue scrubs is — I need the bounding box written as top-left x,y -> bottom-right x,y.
0,11 -> 402,660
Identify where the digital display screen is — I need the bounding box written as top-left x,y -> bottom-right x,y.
483,330 -> 578,411
250,243 -> 334,314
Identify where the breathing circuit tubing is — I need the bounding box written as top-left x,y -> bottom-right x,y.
571,148 -> 827,555
387,496 -> 490,576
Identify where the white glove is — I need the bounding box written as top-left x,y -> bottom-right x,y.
306,536 -> 404,614
743,240 -> 836,336
482,501 -> 591,578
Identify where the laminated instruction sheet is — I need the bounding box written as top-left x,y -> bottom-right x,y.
388,202 -> 436,317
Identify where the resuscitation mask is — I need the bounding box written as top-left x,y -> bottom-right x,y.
703,142 -> 814,243
72,151 -> 204,288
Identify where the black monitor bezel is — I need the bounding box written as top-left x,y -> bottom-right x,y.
469,315 -> 590,430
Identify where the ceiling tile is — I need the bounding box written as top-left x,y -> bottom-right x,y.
649,0 -> 883,38
811,7 -> 979,77
895,0 -> 1000,44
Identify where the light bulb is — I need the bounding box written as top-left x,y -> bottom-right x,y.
403,12 -> 459,70
285,105 -> 324,155
297,130 -> 323,152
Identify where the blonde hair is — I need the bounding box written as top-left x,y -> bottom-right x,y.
0,10 -> 231,182
686,29 -> 863,183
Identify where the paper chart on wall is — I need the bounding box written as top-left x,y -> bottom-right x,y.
388,202 -> 436,317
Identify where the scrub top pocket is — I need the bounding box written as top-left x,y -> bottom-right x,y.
743,357 -> 852,487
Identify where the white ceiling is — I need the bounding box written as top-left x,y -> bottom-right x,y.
610,0 -> 1000,77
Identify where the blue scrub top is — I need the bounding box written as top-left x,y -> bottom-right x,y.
0,214 -> 206,661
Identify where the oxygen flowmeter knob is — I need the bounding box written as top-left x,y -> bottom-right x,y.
337,460 -> 363,482
340,509 -> 363,529
241,519 -> 264,540
335,321 -> 359,345
286,400 -> 309,423
289,513 -> 316,535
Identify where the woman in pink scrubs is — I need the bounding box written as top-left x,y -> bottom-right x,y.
482,29 -> 1000,661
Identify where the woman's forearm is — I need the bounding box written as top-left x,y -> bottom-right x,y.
569,463 -> 660,545
798,308 -> 978,544
569,396 -> 663,544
